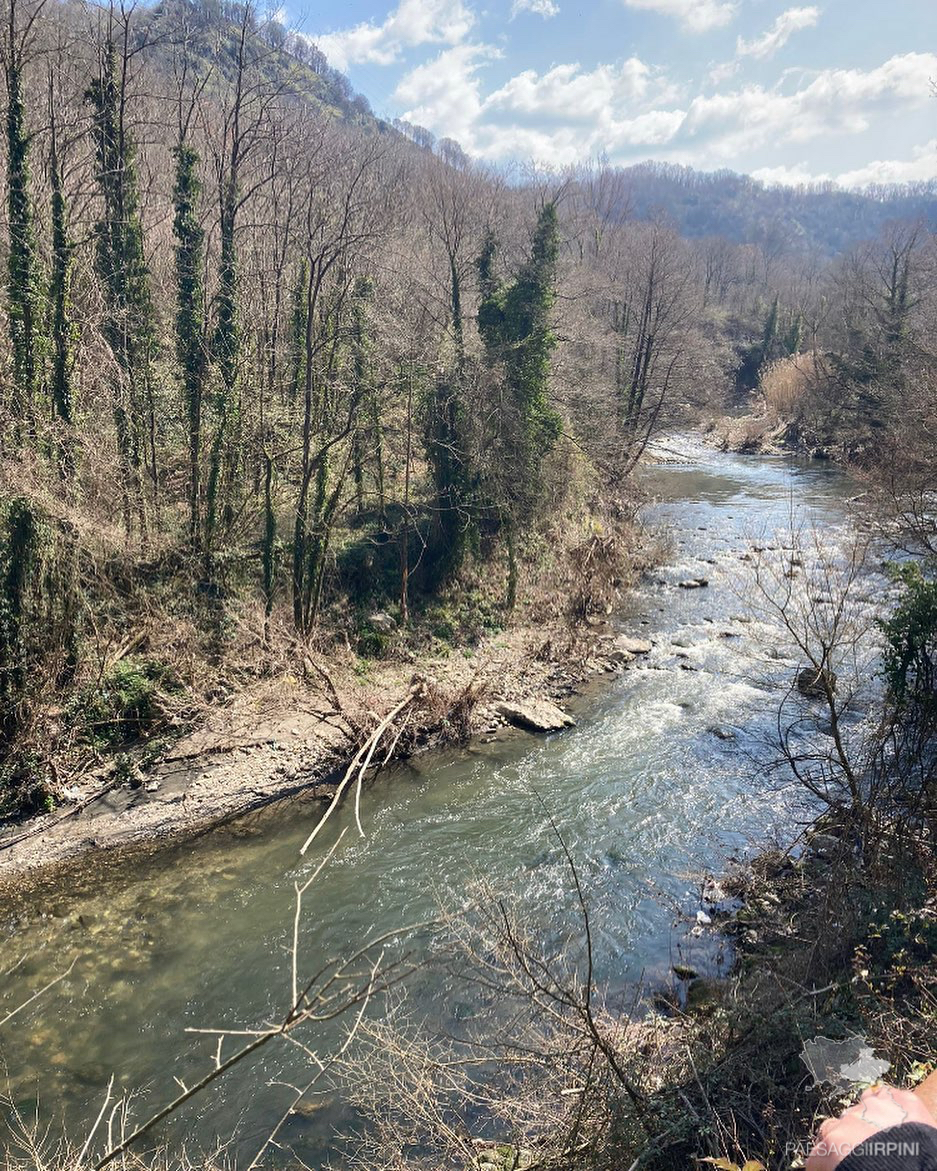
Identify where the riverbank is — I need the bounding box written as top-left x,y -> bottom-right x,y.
623,805 -> 937,1171
0,441 -> 868,1169
0,570 -> 657,892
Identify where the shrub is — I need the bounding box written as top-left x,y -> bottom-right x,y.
759,353 -> 815,419
0,496 -> 80,746
72,657 -> 180,748
880,562 -> 937,706
0,749 -> 52,818
356,627 -> 390,659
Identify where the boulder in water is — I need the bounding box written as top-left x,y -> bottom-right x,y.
494,699 -> 575,733
615,635 -> 653,655
797,666 -> 836,698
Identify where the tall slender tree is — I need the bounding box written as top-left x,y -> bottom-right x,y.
86,17 -> 155,533
48,69 -> 76,458
2,0 -> 46,437
172,137 -> 208,547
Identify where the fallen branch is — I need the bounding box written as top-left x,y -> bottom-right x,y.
299,675 -> 429,856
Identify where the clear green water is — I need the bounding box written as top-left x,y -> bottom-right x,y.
0,442 -> 856,1163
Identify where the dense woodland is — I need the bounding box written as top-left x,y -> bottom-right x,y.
0,0 -> 934,825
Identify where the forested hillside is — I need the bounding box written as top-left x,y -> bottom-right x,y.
0,0 -> 934,824
620,161 -> 937,256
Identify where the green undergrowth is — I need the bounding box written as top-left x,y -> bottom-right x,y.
68,656 -> 185,750
616,828 -> 937,1171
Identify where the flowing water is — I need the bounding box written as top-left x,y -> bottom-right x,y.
0,440 -> 861,1163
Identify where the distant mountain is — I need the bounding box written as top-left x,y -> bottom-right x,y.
132,0 -> 400,135
135,3 -> 937,260
593,162 -> 937,257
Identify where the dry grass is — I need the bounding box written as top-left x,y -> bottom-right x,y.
759,352 -> 818,420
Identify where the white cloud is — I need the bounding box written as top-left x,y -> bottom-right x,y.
736,7 -> 820,60
394,43 -> 500,146
837,140 -> 937,187
511,0 -> 560,17
313,0 -> 473,72
391,44 -> 937,180
486,58 -> 655,120
621,0 -> 737,34
677,52 -> 937,158
708,60 -> 739,85
394,49 -> 683,163
751,142 -> 937,189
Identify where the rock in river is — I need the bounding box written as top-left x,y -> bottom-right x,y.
796,666 -> 837,697
494,699 -> 576,733
615,635 -> 653,655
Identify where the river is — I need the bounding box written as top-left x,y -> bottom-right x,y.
0,441 -> 858,1164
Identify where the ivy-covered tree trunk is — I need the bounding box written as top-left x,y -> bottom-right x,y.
350,276 -> 374,521
172,141 -> 208,548
3,0 -> 44,439
205,173 -> 240,553
476,202 -> 561,606
423,253 -> 469,581
86,35 -> 155,537
0,496 -> 39,738
290,262 -> 313,633
48,79 -> 76,472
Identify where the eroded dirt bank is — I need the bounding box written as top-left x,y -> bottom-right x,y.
0,616 -> 650,892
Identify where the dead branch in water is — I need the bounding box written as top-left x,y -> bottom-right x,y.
0,957 -> 77,1032
90,850 -> 431,1170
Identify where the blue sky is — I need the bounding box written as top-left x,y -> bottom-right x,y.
288,0 -> 937,186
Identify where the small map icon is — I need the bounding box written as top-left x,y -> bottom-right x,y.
801,1033 -> 891,1089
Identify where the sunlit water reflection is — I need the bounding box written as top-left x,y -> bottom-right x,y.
0,440 -> 866,1163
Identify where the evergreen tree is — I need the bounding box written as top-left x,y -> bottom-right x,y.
783,310 -> 803,357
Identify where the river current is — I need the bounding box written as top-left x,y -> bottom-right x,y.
0,440 -> 860,1163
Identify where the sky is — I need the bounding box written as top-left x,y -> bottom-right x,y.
288,0 -> 937,188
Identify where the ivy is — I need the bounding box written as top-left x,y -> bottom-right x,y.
172,141 -> 208,546
4,29 -> 45,432
879,562 -> 937,705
